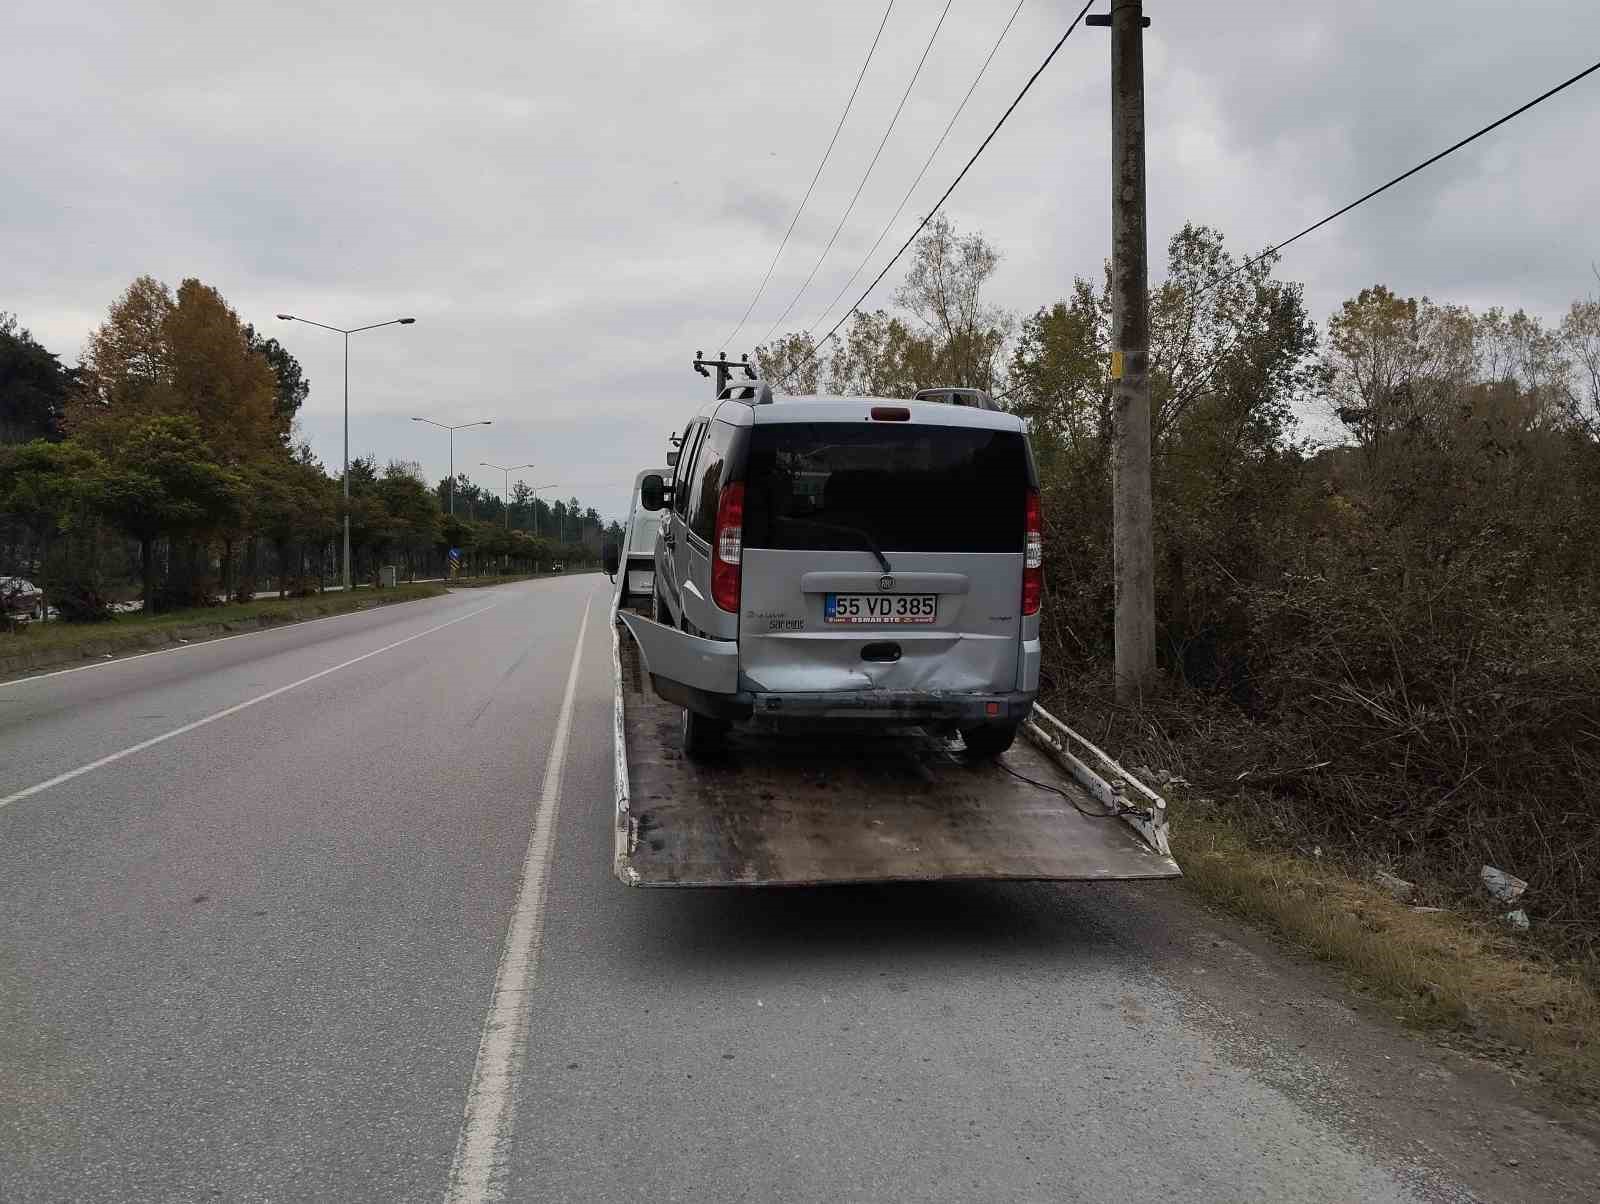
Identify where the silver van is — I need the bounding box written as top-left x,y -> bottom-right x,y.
621,384 -> 1042,758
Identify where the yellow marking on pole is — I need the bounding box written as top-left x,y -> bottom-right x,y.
1109,350 -> 1125,380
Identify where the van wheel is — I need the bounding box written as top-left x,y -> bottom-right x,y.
682,708 -> 728,759
961,723 -> 1017,760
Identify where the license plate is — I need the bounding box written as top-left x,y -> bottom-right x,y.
824,593 -> 937,624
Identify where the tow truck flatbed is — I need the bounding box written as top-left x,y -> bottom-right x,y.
612,603 -> 1181,888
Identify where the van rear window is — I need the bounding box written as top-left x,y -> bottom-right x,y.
743,422 -> 1027,554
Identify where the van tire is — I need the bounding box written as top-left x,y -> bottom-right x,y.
682,707 -> 728,759
961,723 -> 1017,760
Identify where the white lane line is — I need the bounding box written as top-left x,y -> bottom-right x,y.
0,589 -> 460,689
0,603 -> 499,810
446,597 -> 591,1204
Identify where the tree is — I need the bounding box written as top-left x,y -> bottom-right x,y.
826,310 -> 940,397
164,279 -> 282,461
376,462 -> 441,579
246,456 -> 334,597
1562,295 -> 1600,436
74,275 -> 175,424
754,332 -> 820,394
94,415 -> 241,611
1008,279 -> 1109,459
1,313 -> 73,443
0,440 -> 108,615
244,324 -> 311,441
1007,224 -> 1319,682
74,275 -> 282,461
893,213 -> 1013,391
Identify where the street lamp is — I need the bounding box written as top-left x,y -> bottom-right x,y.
412,417 -> 493,516
276,313 -> 416,592
480,461 -> 535,530
528,483 -> 559,540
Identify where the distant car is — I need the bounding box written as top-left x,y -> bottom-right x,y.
1,576 -> 43,616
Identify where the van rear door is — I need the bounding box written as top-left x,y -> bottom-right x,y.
737,419 -> 1030,695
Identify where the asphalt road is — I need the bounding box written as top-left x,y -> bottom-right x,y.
2,576 -> 1594,1202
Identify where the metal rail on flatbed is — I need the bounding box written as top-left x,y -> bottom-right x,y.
610,599 -> 1180,888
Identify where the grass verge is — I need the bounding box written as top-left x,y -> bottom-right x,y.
0,583 -> 448,675
1171,792 -> 1600,1101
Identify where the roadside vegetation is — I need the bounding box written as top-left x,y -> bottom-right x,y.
1,290 -> 619,629
1171,793 -> 1599,1100
0,582 -> 448,675
758,218 -> 1600,1071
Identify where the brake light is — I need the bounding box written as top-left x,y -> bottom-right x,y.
712,481 -> 744,612
870,406 -> 910,421
1022,488 -> 1043,616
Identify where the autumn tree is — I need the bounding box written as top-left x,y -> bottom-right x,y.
74,275 -> 282,461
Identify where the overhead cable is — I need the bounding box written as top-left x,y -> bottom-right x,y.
777,0 -> 1096,387
756,0 -> 954,350
717,1 -> 896,353
805,0 -> 1028,339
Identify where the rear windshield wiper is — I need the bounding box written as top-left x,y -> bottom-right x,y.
777,516 -> 892,574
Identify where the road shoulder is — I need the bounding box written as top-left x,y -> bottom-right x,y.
1106,878 -> 1600,1201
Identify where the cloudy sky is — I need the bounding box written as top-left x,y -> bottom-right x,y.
6,1 -> 1598,518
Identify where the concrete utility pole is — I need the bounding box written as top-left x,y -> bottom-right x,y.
1091,2 -> 1156,701
693,351 -> 758,398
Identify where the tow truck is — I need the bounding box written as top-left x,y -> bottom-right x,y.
605,369 -> 1179,888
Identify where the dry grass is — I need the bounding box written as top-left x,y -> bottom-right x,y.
1172,795 -> 1600,1100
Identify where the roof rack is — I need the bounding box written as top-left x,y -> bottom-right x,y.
913,387 -> 998,411
718,380 -> 775,405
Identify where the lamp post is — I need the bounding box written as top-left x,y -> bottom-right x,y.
275,313 -> 415,592
411,417 -> 493,516
480,461 -> 535,530
529,483 -> 559,540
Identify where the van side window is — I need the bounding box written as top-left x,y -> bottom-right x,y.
688,420 -> 737,543
673,421 -> 705,518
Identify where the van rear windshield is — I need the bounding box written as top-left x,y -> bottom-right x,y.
743,422 -> 1027,554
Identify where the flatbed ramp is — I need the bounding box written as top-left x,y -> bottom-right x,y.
613,608 -> 1181,888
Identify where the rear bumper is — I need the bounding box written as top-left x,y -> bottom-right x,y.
682,687 -> 1035,725
620,610 -> 1033,726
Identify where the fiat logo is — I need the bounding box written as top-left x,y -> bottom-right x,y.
878,574 -> 895,591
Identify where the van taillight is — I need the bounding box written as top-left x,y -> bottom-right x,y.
712,481 -> 744,612
1022,488 -> 1043,616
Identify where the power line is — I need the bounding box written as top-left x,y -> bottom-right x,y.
805,0 -> 1028,340
716,1 -> 895,353
756,0 -> 953,350
1199,55 -> 1600,298
777,0 -> 1096,388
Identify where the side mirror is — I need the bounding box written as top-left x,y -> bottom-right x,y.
666,450 -> 679,467
602,541 -> 620,579
639,473 -> 667,512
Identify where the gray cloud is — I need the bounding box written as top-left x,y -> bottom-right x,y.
6,1 -> 1598,516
